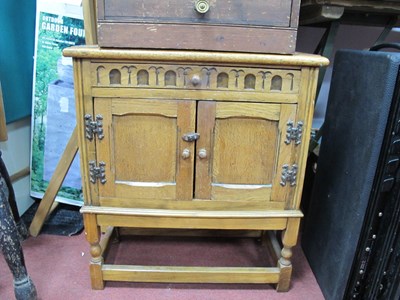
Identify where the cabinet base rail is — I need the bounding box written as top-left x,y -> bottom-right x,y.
102,265 -> 281,284
83,211 -> 301,292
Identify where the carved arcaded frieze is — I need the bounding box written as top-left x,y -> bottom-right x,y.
91,63 -> 300,93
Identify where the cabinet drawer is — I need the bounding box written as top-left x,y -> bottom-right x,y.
101,0 -> 293,27
97,0 -> 300,53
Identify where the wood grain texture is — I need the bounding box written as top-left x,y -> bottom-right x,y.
276,218 -> 301,292
194,101 -> 216,199
211,102 -> 283,201
91,88 -> 300,104
99,226 -> 114,257
94,98 -> 115,198
210,185 -> 272,202
79,59 -> 99,205
69,48 -> 323,290
96,0 -> 104,20
100,0 -> 292,27
102,265 -> 281,284
96,214 -> 289,230
215,102 -> 281,120
81,206 -> 304,218
283,218 -> 301,247
118,228 -> 263,238
212,107 -> 278,184
99,197 -> 286,211
263,231 -> 281,262
96,98 -> 187,201
90,62 -> 302,94
63,47 -> 329,67
276,260 -> 292,292
83,213 -> 104,290
176,101 -> 196,200
97,0 -> 296,53
98,24 -> 296,53
113,113 -> 177,182
270,104 -> 298,203
111,98 -> 179,117
114,183 -> 176,200
83,0 -> 98,45
291,67 -> 319,210
290,0 -> 302,28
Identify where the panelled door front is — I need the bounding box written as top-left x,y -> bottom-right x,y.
93,98 -> 298,205
94,98 -> 196,202
195,101 -> 298,203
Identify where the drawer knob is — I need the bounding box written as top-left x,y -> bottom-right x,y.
182,148 -> 191,159
198,149 -> 207,159
195,0 -> 210,14
191,74 -> 201,86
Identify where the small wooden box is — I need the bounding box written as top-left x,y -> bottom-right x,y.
96,0 -> 301,54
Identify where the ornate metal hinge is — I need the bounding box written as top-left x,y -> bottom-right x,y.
285,121 -> 303,145
280,164 -> 298,187
85,114 -> 104,141
89,161 -> 106,184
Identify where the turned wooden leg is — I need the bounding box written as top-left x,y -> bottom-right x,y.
83,213 -> 104,290
0,175 -> 37,300
276,218 -> 301,292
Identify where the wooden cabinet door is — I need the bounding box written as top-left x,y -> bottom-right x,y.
94,98 -> 196,202
195,101 -> 297,203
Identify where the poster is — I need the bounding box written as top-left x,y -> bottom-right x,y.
30,0 -> 85,206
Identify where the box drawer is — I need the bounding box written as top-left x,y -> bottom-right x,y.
97,0 -> 300,53
101,0 -> 293,27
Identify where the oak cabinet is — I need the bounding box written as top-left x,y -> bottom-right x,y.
63,47 -> 328,291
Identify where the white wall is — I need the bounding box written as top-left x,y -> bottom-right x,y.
0,117 -> 34,215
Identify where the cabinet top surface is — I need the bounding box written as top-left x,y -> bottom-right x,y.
63,46 -> 329,67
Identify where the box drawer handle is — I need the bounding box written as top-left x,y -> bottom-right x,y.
195,0 -> 210,14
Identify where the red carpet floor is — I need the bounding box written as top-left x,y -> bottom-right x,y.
0,232 -> 324,300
